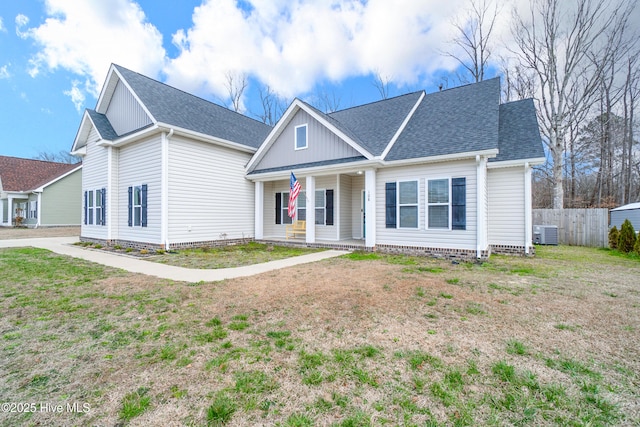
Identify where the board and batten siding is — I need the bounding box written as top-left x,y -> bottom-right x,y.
81,126 -> 109,239
339,175 -> 352,240
117,136 -> 162,243
41,169 -> 82,225
351,175 -> 365,239
167,137 -> 255,244
253,109 -> 362,171
487,167 -> 525,246
376,160 -> 478,250
105,80 -> 152,136
262,180 -> 289,238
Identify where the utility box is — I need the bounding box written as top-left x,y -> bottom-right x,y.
533,225 -> 558,245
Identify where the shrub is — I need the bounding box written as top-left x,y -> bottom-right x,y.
608,226 -> 619,249
634,232 -> 640,255
618,219 -> 636,253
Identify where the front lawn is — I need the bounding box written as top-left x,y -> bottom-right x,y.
0,245 -> 638,425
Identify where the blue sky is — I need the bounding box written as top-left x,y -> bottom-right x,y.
0,0 -> 526,160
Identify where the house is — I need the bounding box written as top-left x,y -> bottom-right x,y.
70,64 -> 272,249
610,202 -> 640,231
0,156 -> 82,227
246,78 -> 545,259
73,65 -> 544,259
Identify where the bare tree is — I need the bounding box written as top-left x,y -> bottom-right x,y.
446,0 -> 499,83
34,150 -> 79,164
253,84 -> 289,126
223,71 -> 248,113
499,56 -> 537,102
372,70 -> 392,99
313,89 -> 342,114
510,0 -> 627,208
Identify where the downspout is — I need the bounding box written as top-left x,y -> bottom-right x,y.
161,128 -> 173,250
524,162 -> 532,255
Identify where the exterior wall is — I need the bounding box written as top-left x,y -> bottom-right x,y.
117,135 -> 162,244
487,166 -> 525,246
81,127 -> 109,239
22,194 -> 38,226
1,199 -> 6,224
253,109 -> 361,171
351,175 -> 365,239
105,80 -> 152,136
40,169 -> 82,225
263,179 -> 289,238
315,175 -> 338,240
167,136 -> 255,245
376,160 -> 478,250
339,175 -> 352,239
610,209 -> 640,231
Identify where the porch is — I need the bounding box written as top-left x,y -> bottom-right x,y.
253,169 -> 377,248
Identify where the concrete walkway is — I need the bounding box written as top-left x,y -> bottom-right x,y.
0,237 -> 349,282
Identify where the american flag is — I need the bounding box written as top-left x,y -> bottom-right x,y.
288,172 -> 301,218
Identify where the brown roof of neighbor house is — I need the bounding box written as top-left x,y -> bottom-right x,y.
0,155 -> 81,192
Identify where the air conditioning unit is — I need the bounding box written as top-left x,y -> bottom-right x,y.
533,225 -> 558,245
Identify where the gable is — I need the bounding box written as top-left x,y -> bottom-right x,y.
105,80 -> 153,136
251,108 -> 362,172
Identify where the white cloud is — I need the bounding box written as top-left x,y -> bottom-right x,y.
0,17 -> 5,32
0,65 -> 9,79
20,0 -> 165,99
64,80 -> 86,112
164,0 -> 470,99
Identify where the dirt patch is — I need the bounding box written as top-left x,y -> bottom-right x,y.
0,226 -> 79,239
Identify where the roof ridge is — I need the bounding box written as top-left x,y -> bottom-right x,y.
329,90 -> 424,115
113,64 -> 271,128
0,154 -> 80,166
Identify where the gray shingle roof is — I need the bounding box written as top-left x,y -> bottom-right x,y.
328,91 -> 424,156
87,109 -> 118,141
114,65 -> 271,149
492,99 -> 545,162
385,78 -> 501,161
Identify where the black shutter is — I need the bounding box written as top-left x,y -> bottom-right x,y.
325,190 -> 334,226
84,191 -> 88,225
141,184 -> 148,227
275,193 -> 282,224
127,186 -> 133,227
101,188 -> 106,226
452,177 -> 466,230
385,182 -> 396,228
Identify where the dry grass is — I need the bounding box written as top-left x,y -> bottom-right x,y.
0,226 -> 79,239
0,245 -> 638,426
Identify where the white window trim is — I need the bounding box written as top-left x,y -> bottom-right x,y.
94,189 -> 103,226
314,188 -> 326,226
278,191 -> 293,224
397,180 -> 419,229
87,191 -> 94,225
132,185 -> 143,227
29,201 -> 37,219
294,124 -> 308,150
297,191 -> 307,221
427,177 -> 452,231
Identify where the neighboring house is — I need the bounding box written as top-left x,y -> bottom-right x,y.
247,78 -> 545,259
74,65 -> 544,259
70,64 -> 271,249
0,156 -> 81,227
610,202 -> 640,231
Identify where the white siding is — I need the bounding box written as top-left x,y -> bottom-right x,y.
168,137 -> 254,244
314,175 -> 338,240
253,109 -> 362,171
81,126 -> 109,239
339,175 -> 352,239
263,180 -> 289,238
105,80 -> 152,136
376,160 -> 477,250
488,167 -> 525,245
351,175 -> 365,239
118,136 -> 162,243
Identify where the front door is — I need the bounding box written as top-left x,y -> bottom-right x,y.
362,190 -> 366,239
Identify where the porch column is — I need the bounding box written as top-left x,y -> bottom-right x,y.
36,192 -> 42,227
254,181 -> 264,240
7,195 -> 13,225
306,176 -> 316,244
365,169 -> 376,248
524,162 -> 532,254
0,199 -> 4,224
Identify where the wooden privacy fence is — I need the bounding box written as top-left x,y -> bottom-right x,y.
532,209 -> 609,248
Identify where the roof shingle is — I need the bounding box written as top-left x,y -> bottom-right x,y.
0,156 -> 80,192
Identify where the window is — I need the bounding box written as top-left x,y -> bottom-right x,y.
385,182 -> 397,228
29,201 -> 37,219
427,178 -> 466,230
314,189 -> 334,225
128,185 -> 147,227
398,181 -> 418,228
295,124 -> 308,150
84,189 -> 106,226
297,191 -> 306,220
275,192 -> 293,224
